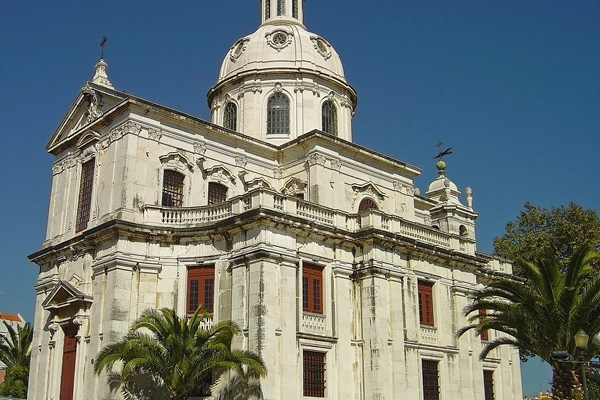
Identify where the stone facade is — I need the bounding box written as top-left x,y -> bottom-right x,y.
28,1 -> 522,399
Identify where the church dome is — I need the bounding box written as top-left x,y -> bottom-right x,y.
207,0 -> 357,144
217,23 -> 347,85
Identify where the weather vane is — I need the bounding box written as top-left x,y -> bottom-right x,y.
434,141 -> 452,161
100,36 -> 108,60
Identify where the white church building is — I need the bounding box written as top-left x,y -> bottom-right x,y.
28,1 -> 523,399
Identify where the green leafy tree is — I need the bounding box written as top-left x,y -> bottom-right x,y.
458,246 -> 600,400
94,308 -> 266,400
0,321 -> 33,398
493,202 -> 600,270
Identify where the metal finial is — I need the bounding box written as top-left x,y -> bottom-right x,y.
100,36 -> 108,60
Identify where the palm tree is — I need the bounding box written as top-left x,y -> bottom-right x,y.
0,321 -> 33,398
458,246 -> 600,400
94,308 -> 266,400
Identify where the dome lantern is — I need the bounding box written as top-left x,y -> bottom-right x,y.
261,0 -> 304,26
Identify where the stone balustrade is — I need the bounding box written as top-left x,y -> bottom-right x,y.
142,188 -> 475,254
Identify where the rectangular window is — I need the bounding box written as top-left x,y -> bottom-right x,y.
187,265 -> 215,314
303,351 -> 326,397
208,182 -> 228,205
302,263 -> 323,314
292,0 -> 298,18
418,280 -> 434,326
75,158 -> 95,232
479,309 -> 489,341
265,0 -> 270,19
422,359 -> 440,400
162,170 -> 184,207
483,370 -> 495,400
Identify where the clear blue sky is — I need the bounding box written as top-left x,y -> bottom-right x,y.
1,1 -> 598,396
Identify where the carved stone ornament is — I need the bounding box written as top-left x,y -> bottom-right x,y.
266,30 -> 293,52
230,38 -> 250,62
340,94 -> 353,109
82,84 -> 104,123
246,177 -> 272,190
52,154 -> 78,175
273,167 -> 284,179
235,155 -> 248,168
193,141 -> 207,155
79,148 -> 96,164
108,121 -> 142,144
351,182 -> 386,201
206,165 -> 236,186
148,127 -> 162,141
306,153 -> 327,166
310,36 -> 332,60
329,158 -> 342,171
211,99 -> 221,112
282,177 -> 307,196
273,82 -> 283,93
48,322 -> 61,337
159,152 -> 195,173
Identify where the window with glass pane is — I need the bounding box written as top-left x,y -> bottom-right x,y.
483,370 -> 495,400
162,170 -> 184,207
265,0 -> 271,19
277,0 -> 285,16
358,198 -> 378,212
267,93 -> 290,135
292,0 -> 298,18
76,159 -> 95,232
418,281 -> 435,326
224,102 -> 237,131
187,265 -> 215,314
303,263 -> 323,314
303,351 -> 326,397
422,360 -> 440,400
321,100 -> 338,136
208,182 -> 228,205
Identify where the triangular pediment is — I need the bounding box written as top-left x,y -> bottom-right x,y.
42,280 -> 93,311
46,83 -> 128,154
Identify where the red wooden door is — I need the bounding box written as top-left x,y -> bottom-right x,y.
60,327 -> 78,400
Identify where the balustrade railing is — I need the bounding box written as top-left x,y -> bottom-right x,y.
142,188 -> 468,253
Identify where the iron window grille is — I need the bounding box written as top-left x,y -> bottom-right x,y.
484,370 -> 495,400
75,158 -> 95,232
422,359 -> 440,400
208,182 -> 228,205
162,170 -> 184,207
292,0 -> 299,18
277,0 -> 285,16
265,0 -> 271,19
303,351 -> 326,397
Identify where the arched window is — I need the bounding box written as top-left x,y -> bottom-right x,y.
223,102 -> 237,131
277,0 -> 285,16
162,170 -> 185,207
265,0 -> 271,19
267,93 -> 290,135
322,100 -> 338,136
358,198 -> 378,212
292,0 -> 299,18
208,182 -> 228,205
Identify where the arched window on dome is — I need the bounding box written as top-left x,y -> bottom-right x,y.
292,0 -> 299,18
358,198 -> 378,212
267,93 -> 290,135
223,102 -> 237,131
265,0 -> 271,20
322,100 -> 338,136
277,0 -> 285,16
